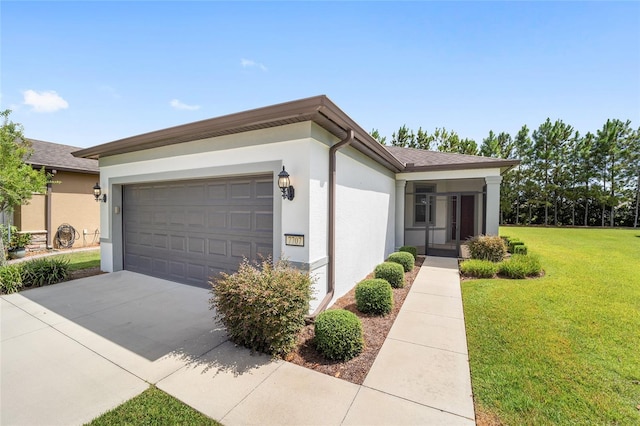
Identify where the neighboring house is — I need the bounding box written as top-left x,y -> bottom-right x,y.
73,96 -> 518,314
12,139 -> 100,250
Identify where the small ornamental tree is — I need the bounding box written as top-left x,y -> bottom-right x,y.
0,110 -> 47,264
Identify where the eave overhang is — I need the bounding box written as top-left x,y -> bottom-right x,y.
73,95 -> 405,173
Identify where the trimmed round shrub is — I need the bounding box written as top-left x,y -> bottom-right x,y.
314,309 -> 364,361
399,245 -> 418,259
387,251 -> 414,272
467,235 -> 506,262
498,254 -> 542,279
210,258 -> 313,357
512,244 -> 528,255
374,262 -> 405,288
355,278 -> 393,315
459,259 -> 498,278
508,240 -> 525,253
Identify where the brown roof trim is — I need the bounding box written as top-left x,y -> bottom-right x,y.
72,95 -> 405,172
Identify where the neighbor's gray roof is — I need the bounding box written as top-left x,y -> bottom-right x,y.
73,95 -> 518,173
26,139 -> 99,174
385,146 -> 519,172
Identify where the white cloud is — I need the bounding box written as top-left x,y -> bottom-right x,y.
241,58 -> 267,72
23,89 -> 69,112
170,99 -> 200,111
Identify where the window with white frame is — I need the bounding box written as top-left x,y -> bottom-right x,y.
414,185 -> 435,225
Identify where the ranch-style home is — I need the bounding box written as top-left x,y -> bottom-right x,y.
8,139 -> 100,250
73,95 -> 518,314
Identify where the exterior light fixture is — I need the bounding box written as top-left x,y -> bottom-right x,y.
277,166 -> 295,200
93,182 -> 107,203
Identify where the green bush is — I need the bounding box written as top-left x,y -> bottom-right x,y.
210,257 -> 313,357
499,254 -> 542,279
399,245 -> 418,259
21,257 -> 69,287
374,262 -> 405,288
355,278 -> 393,316
508,240 -> 525,253
467,235 -> 506,262
513,245 -> 528,255
459,259 -> 498,278
314,309 -> 364,361
0,264 -> 24,294
387,251 -> 414,272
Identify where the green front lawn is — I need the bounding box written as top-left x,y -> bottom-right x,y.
87,386 -> 221,426
64,250 -> 101,271
462,227 -> 640,425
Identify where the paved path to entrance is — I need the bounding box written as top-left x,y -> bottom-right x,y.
1,257 -> 475,425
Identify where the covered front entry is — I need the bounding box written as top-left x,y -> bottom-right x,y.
123,175 -> 273,287
424,192 -> 481,257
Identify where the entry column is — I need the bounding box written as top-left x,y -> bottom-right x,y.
395,180 -> 406,249
485,175 -> 502,235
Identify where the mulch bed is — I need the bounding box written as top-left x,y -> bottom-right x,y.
68,266 -> 105,281
286,256 -> 424,385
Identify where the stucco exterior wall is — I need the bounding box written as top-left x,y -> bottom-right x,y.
15,193 -> 45,231
13,171 -> 99,248
51,171 -> 101,247
333,146 -> 396,304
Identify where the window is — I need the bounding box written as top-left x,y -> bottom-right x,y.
414,185 -> 435,225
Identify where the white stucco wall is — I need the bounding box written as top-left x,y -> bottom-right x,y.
332,146 -> 396,304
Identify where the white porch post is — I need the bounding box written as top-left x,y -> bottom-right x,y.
395,179 -> 406,249
485,175 -> 502,235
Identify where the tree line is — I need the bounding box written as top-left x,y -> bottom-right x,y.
371,118 -> 640,228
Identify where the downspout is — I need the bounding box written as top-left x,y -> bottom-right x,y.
46,169 -> 55,249
308,129 -> 354,320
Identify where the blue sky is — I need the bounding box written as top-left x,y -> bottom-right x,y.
2,1 -> 639,149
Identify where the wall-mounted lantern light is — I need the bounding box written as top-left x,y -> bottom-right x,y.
93,182 -> 107,203
277,166 -> 295,201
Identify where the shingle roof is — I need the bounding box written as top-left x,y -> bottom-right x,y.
26,139 -> 99,174
384,146 -> 519,172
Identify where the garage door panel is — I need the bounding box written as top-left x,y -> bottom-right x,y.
124,175 -> 273,287
256,212 -> 273,231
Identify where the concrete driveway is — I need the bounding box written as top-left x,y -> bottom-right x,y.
2,260 -> 476,426
1,271 -> 231,425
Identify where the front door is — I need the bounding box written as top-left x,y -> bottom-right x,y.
451,195 -> 475,241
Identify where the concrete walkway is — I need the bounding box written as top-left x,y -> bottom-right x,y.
157,256 -> 475,425
1,257 -> 475,425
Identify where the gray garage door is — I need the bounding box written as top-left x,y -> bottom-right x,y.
123,175 -> 273,287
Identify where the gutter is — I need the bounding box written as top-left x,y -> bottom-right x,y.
307,129 -> 355,320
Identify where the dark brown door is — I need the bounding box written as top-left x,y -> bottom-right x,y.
451,195 -> 475,241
